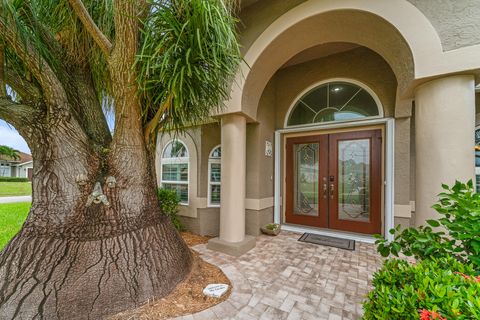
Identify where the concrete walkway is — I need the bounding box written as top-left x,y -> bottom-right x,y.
0,196 -> 31,203
176,232 -> 383,320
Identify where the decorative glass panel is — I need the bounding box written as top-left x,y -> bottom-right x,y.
162,164 -> 188,181
210,146 -> 221,158
163,183 -> 188,203
163,141 -> 188,158
210,185 -> 221,205
293,143 -> 319,216
287,82 -> 379,126
210,163 -> 221,182
338,139 -> 370,222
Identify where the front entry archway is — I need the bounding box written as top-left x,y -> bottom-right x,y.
285,129 -> 382,235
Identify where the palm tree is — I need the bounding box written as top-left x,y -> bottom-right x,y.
0,145 -> 19,160
0,0 -> 240,319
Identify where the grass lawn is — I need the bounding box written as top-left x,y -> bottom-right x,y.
0,202 -> 30,249
0,181 -> 32,197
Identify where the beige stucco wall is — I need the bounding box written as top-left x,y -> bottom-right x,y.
198,123 -> 221,198
240,0 -> 480,54
406,0 -> 480,51
246,79 -> 276,201
273,47 -> 397,127
238,0 -> 306,53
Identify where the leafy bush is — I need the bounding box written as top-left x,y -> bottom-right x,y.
265,223 -> 280,231
363,257 -> 480,319
375,181 -> 480,269
157,188 -> 185,231
0,177 -> 29,182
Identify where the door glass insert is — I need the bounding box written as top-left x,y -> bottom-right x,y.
338,139 -> 370,222
293,143 -> 319,216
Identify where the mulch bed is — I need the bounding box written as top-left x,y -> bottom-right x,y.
180,231 -> 213,247
110,232 -> 229,320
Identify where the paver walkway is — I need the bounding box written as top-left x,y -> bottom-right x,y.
175,232 -> 383,320
0,195 -> 31,203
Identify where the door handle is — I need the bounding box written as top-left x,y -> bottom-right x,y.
330,183 -> 335,199
323,182 -> 327,199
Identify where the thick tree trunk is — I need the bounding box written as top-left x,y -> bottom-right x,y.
0,1 -> 195,318
0,120 -> 193,319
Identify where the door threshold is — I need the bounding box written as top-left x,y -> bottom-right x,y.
281,224 -> 377,244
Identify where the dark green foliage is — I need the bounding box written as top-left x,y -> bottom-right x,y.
0,177 -> 29,182
375,180 -> 480,269
157,188 -> 184,231
0,145 -> 19,160
265,223 -> 280,231
363,257 -> 480,320
137,0 -> 241,134
0,0 -> 114,102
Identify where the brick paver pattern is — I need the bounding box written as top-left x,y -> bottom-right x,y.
174,231 -> 384,320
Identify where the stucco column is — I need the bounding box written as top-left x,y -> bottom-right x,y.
220,113 -> 246,242
207,113 -> 255,256
414,75 -> 475,226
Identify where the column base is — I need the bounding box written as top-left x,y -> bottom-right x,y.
207,235 -> 256,257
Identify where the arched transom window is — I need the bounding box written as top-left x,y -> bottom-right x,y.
287,81 -> 382,127
208,146 -> 221,207
161,140 -> 189,204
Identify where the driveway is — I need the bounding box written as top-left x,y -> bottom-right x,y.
177,231 -> 383,320
0,196 -> 32,203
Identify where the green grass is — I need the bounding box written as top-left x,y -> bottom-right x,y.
0,202 -> 30,249
0,182 -> 32,197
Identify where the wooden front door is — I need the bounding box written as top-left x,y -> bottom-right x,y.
285,129 -> 382,234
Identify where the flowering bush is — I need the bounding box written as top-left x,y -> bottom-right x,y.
419,309 -> 446,320
363,257 -> 480,319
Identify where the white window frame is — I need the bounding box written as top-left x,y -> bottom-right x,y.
160,140 -> 190,205
275,117 -> 395,243
284,78 -> 384,129
207,145 -> 221,207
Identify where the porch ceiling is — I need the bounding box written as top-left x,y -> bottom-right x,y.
281,43 -> 360,69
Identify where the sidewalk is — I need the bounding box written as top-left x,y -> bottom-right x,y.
0,196 -> 32,204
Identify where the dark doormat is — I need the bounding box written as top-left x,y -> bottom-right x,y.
298,233 -> 355,251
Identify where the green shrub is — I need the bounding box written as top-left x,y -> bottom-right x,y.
157,188 -> 185,231
363,257 -> 480,320
375,180 -> 480,269
0,177 -> 29,182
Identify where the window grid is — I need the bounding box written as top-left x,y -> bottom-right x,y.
208,146 -> 221,207
161,140 -> 189,205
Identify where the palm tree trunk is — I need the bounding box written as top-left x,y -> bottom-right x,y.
0,114 -> 193,319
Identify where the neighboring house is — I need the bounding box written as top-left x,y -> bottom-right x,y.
156,1 -> 480,256
0,151 -> 33,180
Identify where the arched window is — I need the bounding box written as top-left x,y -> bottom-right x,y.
286,80 -> 382,127
161,140 -> 189,204
208,146 -> 221,207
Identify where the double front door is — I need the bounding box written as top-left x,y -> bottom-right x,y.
285,129 -> 382,234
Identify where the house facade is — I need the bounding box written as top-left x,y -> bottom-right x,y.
0,151 -> 33,180
156,0 -> 480,256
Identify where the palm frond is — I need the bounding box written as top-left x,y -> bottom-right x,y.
137,0 -> 241,135
0,145 -> 20,160
1,0 -> 114,104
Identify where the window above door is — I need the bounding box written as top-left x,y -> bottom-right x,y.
286,80 -> 383,127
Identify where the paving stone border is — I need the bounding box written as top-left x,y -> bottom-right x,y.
174,232 -> 384,320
